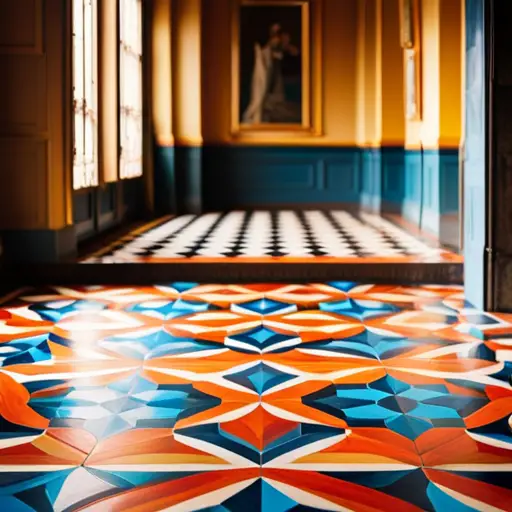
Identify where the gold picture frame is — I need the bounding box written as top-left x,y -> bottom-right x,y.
399,0 -> 414,49
404,49 -> 421,120
231,0 -> 322,139
403,0 -> 421,120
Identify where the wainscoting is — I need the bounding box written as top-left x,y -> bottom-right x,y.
361,148 -> 382,212
0,145 -> 459,264
404,149 -> 460,247
403,150 -> 423,226
155,143 -> 460,245
381,147 -> 406,213
154,145 -> 203,215
73,178 -> 146,243
202,146 -> 361,209
154,145 -> 176,215
424,149 -> 460,246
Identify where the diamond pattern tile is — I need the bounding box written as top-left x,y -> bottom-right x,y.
83,211 -> 462,264
0,282 -> 510,510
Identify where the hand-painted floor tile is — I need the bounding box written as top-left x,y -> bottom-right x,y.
260,467 -> 512,511
0,468 -> 263,511
81,211 -> 462,264
0,283 -> 510,511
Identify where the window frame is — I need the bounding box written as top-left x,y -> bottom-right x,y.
118,0 -> 144,180
72,0 -> 99,191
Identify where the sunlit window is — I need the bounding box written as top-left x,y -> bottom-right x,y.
119,0 -> 143,179
73,0 -> 98,190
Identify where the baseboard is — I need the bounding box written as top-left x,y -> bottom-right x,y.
4,261 -> 464,286
0,225 -> 76,264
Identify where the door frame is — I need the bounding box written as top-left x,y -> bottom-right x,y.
462,0 -> 494,310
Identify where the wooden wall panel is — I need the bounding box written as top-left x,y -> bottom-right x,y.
0,55 -> 48,134
0,0 -> 43,54
0,0 -> 70,231
0,139 -> 47,229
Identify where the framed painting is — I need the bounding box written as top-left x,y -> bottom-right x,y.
399,0 -> 414,49
402,0 -> 421,120
231,0 -> 322,137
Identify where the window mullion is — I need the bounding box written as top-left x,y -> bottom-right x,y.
119,0 -> 143,180
73,0 -> 98,190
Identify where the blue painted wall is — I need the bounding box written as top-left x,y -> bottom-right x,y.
403,150 -> 423,226
155,143 -> 459,243
360,148 -> 382,212
154,145 -> 176,215
154,145 -> 203,215
175,146 -> 203,214
202,146 -> 361,209
381,147 -> 406,213
401,148 -> 459,242
417,149 -> 459,243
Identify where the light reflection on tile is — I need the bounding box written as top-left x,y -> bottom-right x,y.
0,282 -> 509,511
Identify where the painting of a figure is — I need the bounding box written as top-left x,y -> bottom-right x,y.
239,4 -> 303,125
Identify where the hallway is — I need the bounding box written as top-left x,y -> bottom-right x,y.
0,282 -> 510,510
2,0 -> 512,508
83,210 -> 461,264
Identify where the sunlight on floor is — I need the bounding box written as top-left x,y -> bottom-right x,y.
0,282 -> 509,510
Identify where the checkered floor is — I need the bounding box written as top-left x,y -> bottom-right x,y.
83,210 -> 461,263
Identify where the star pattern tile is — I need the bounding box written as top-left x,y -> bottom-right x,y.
0,282 -> 510,511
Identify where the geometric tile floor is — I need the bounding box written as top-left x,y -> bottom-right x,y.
0,283 -> 510,511
83,211 -> 462,264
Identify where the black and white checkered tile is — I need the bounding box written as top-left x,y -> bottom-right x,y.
84,210 -> 454,262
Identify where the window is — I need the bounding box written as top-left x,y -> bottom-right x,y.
73,0 -> 98,190
119,0 -> 143,179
